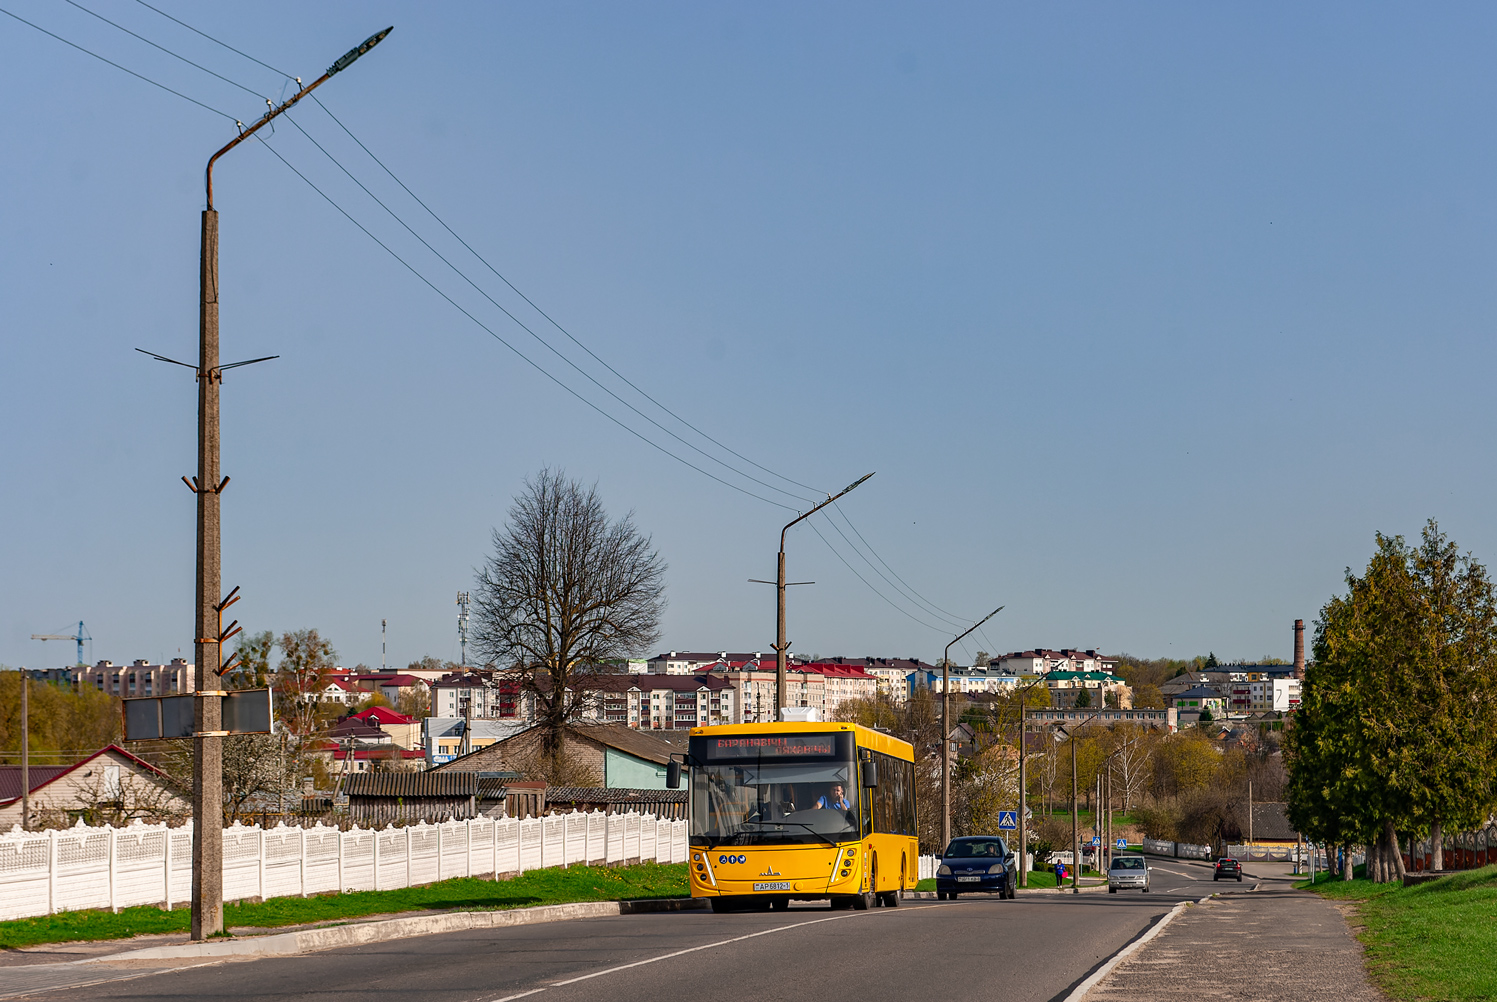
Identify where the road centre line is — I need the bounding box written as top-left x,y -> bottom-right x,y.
484,911 -> 870,1002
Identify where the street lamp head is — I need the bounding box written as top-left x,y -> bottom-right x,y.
329,26 -> 394,76
839,472 -> 875,496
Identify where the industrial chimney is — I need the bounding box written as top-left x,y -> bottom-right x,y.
1293,619 -> 1305,680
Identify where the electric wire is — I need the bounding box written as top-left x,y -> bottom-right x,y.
129,0 -> 295,79
0,4 -> 235,120
815,506 -> 968,632
13,2 -> 808,510
803,519 -> 951,635
252,135 -> 797,512
278,110 -> 815,506
97,0 -> 824,499
10,4 -> 969,638
308,93 -> 826,499
829,499 -> 973,625
59,0 -> 269,99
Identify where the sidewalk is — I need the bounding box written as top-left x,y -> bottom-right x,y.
1082,866 -> 1384,1001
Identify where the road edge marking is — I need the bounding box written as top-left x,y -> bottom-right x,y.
1060,900 -> 1189,1002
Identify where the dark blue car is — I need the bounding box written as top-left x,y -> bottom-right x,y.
935,836 -> 1016,900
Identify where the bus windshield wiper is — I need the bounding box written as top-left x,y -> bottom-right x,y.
735,821 -> 838,846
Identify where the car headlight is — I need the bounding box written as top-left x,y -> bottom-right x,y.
937,864 -> 951,876
987,863 -> 1004,874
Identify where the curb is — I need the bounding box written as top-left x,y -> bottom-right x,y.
79,898 -> 699,964
1060,900 -> 1190,1001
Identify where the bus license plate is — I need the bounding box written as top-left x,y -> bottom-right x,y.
956,876 -> 982,882
754,882 -> 791,891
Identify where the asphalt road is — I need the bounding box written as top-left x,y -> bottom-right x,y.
21,860 -> 1229,1002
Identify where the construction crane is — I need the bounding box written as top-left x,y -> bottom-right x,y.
30,621 -> 91,666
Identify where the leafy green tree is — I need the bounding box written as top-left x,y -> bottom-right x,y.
1073,686 -> 1092,709
1286,522 -> 1497,880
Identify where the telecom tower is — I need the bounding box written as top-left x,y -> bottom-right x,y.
456,592 -> 471,667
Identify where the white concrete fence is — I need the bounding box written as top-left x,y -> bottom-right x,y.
0,812 -> 688,923
1141,837 -> 1213,860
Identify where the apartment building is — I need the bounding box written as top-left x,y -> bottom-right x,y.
581,674 -> 736,730
991,649 -> 1120,677
698,658 -> 878,722
69,659 -> 195,697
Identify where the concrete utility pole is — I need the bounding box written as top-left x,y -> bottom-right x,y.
1014,673 -> 1048,887
19,672 -> 28,831
185,26 -> 392,941
751,474 -> 873,721
940,606 -> 1004,850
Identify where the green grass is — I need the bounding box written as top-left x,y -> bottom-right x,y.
0,862 -> 688,951
1303,864 -> 1497,1001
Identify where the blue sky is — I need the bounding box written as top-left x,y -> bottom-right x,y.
5,2 -> 1497,670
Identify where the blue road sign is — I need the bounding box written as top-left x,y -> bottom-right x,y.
997,811 -> 1019,830
1091,836 -> 1101,846
1116,838 -> 1128,849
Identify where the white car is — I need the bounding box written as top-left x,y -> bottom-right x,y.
1108,855 -> 1150,893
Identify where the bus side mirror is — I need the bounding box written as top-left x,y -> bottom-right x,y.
862,762 -> 879,788
666,759 -> 681,789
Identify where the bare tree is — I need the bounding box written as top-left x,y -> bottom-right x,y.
472,470 -> 666,768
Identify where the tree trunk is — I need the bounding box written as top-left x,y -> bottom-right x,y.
1342,844 -> 1354,880
1369,831 -> 1384,883
1386,820 -> 1406,881
1431,819 -> 1443,872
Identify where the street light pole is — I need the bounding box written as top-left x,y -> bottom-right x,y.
940,605 -> 1004,850
187,26 -> 392,941
752,473 -> 873,722
1015,673 -> 1048,887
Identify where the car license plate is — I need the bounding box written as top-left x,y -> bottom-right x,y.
753,882 -> 791,891
956,875 -> 982,882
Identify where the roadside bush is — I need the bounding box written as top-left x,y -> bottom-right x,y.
1132,801 -> 1181,841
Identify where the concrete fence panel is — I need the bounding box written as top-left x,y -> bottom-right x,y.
0,806 -> 690,924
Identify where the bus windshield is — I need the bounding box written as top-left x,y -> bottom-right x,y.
689,732 -> 859,846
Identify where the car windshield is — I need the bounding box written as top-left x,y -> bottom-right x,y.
1111,857 -> 1145,870
943,838 -> 1006,858
689,733 -> 859,846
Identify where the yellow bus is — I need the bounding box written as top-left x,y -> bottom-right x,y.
674,721 -> 917,912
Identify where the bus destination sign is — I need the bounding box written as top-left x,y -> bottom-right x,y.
707,735 -> 837,759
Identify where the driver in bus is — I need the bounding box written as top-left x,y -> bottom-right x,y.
816,782 -> 852,811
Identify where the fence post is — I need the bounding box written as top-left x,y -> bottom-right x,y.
257,823 -> 266,902
406,826 -> 412,889
45,829 -> 57,915
300,825 -> 308,898
163,824 -> 172,910
491,816 -> 498,880
338,825 -> 345,893
437,823 -> 444,883
373,825 -> 381,892
107,826 -> 117,913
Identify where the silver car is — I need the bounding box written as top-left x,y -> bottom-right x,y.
1108,855 -> 1150,893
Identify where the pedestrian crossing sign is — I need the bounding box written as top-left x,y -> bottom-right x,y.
997,811 -> 1019,830
1116,838 -> 1128,849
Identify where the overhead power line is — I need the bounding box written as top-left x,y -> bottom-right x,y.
278,110 -> 815,506
60,0 -> 269,100
804,520 -> 951,635
11,3 -> 976,640
253,135 -> 799,511
308,94 -> 825,500
129,0 -> 295,79
0,4 -> 235,120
